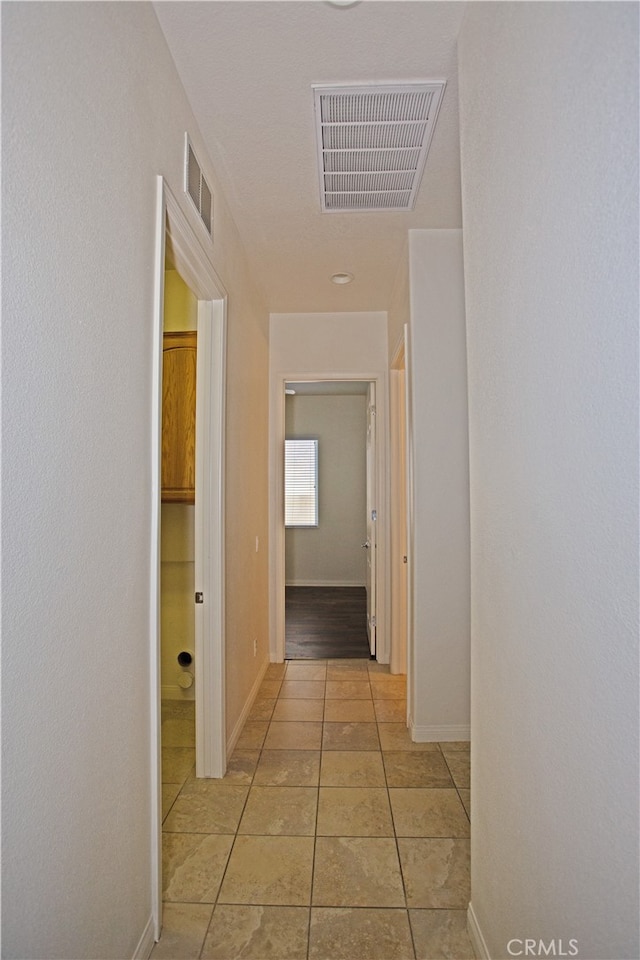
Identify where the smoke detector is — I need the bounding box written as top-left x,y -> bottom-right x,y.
313,82 -> 446,212
331,272 -> 354,284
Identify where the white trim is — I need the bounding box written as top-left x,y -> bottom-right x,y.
150,177 -> 227,941
226,658 -> 270,754
285,580 -> 366,588
163,185 -> 224,301
410,721 -> 470,743
131,914 -> 155,960
270,371 -> 389,665
467,902 -> 491,960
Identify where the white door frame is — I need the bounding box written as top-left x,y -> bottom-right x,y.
270,371 -> 389,665
150,177 -> 227,938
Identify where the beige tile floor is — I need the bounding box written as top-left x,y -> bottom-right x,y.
153,660 -> 473,960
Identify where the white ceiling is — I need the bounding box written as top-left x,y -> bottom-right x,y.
154,1 -> 466,314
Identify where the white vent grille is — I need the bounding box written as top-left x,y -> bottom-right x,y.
185,138 -> 213,236
313,83 -> 445,213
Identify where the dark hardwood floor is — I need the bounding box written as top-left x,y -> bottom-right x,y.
285,585 -> 371,660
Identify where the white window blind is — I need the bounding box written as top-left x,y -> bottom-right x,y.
285,439 -> 318,527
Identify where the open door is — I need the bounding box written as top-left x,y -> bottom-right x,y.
365,382 -> 377,656
390,334 -> 409,676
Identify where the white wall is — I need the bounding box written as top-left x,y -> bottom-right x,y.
269,312 -> 390,659
2,5 -> 269,958
270,312 -> 389,374
458,4 -> 639,959
285,394 -> 367,586
407,229 -> 470,740
388,241 -> 410,359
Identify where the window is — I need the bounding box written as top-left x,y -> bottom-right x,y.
285,439 -> 318,527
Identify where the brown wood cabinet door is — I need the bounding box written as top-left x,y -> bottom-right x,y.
162,331 -> 197,503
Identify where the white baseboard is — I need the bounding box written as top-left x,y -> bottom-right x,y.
467,902 -> 490,959
285,580 -> 365,587
132,913 -> 156,960
161,684 -> 195,701
410,721 -> 470,742
226,659 -> 269,754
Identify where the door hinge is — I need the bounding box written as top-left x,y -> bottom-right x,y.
371,509 -> 377,522
195,592 -> 204,604
371,616 -> 377,628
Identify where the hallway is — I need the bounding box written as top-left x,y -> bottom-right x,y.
155,660 -> 472,959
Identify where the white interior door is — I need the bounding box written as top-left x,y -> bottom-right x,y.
194,300 -> 226,780
365,382 -> 377,656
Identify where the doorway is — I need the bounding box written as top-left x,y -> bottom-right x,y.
151,178 -> 227,940
159,263 -> 198,853
160,265 -> 197,679
281,379 -> 378,662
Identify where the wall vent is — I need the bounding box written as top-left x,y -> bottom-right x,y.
313,82 -> 445,213
184,137 -> 213,236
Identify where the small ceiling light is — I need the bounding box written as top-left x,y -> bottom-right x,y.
331,272 -> 354,284
285,388 -> 296,395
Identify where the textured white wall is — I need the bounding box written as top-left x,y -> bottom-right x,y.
458,4 -> 639,958
388,242 -> 410,359
270,312 -> 389,374
285,395 -> 367,586
407,229 -> 470,740
2,4 -> 269,957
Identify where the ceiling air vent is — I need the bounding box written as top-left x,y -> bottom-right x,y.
313,82 -> 445,213
185,137 -> 213,236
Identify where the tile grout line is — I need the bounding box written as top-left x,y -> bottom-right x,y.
200,667 -> 286,955
379,699 -> 418,960
285,659 -> 323,957
162,661 -> 467,959
439,745 -> 471,823
305,657 -> 326,960
197,690 -> 276,957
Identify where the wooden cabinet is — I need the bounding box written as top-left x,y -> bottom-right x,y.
162,330 -> 197,503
